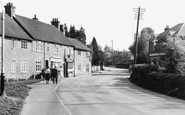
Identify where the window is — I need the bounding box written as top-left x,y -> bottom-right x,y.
78,64 -> 81,71
68,63 -> 73,69
86,64 -> 89,72
54,45 -> 58,53
21,61 -> 28,73
36,41 -> 43,51
78,50 -> 81,55
21,40 -> 28,49
11,60 -> 16,73
36,60 -> 42,72
47,44 -> 49,52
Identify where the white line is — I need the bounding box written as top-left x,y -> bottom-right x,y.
54,78 -> 72,115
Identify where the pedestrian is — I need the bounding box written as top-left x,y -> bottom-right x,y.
44,66 -> 51,84
52,66 -> 58,84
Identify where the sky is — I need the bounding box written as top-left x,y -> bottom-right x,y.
1,0 -> 185,51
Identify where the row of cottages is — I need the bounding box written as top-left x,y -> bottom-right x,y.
149,23 -> 185,64
0,2 -> 92,80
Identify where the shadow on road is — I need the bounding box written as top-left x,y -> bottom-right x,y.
113,77 -> 185,105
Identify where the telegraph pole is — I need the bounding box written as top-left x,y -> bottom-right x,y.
133,7 -> 145,64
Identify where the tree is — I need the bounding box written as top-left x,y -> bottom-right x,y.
69,25 -> 76,38
156,36 -> 185,73
91,37 -> 101,65
64,24 -> 69,37
129,27 -> 154,64
76,26 -> 86,44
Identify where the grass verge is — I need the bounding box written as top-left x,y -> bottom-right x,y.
0,79 -> 43,115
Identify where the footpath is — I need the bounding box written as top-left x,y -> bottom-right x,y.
20,67 -> 123,115
20,80 -> 69,115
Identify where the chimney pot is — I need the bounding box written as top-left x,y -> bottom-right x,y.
4,2 -> 16,18
51,18 -> 60,29
164,25 -> 169,31
33,14 -> 38,20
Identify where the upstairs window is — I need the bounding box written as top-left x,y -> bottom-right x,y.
78,50 -> 81,55
46,44 -> 50,52
54,45 -> 59,53
21,40 -> 28,49
36,41 -> 43,52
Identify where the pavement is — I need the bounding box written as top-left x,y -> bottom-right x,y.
20,79 -> 70,115
20,67 -> 128,115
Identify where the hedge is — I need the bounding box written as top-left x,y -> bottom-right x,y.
129,64 -> 185,99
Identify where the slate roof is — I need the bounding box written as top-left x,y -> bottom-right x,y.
0,13 -> 32,40
157,23 -> 184,39
14,15 -> 73,46
68,38 -> 92,52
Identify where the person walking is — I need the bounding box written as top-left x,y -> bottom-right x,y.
44,66 -> 51,84
52,66 -> 58,84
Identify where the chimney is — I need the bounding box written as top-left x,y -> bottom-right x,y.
33,14 -> 38,20
60,25 -> 64,33
4,2 -> 16,18
164,25 -> 169,31
51,18 -> 60,29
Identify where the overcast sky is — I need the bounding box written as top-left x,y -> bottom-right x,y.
1,0 -> 185,51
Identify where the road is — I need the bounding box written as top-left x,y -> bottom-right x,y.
55,67 -> 185,115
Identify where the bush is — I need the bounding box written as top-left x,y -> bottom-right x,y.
129,64 -> 185,99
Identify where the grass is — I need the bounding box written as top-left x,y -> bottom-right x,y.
0,79 -> 43,115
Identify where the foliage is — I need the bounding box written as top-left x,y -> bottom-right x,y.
61,24 -> 87,44
130,64 -> 185,99
155,36 -> 185,74
91,37 -> 101,65
129,27 -> 154,64
0,79 -> 42,115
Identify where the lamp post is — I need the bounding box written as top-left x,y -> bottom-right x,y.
0,1 -> 5,96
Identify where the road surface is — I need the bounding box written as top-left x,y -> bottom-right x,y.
55,67 -> 185,115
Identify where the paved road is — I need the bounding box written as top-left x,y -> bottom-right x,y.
55,67 -> 185,115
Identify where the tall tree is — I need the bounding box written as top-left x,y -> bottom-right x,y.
69,25 -> 76,38
76,26 -> 87,44
91,37 -> 101,65
64,24 -> 69,37
129,27 -> 154,63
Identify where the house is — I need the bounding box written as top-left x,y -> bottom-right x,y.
149,23 -> 185,64
0,12 -> 33,80
68,38 -> 92,76
0,2 -> 92,80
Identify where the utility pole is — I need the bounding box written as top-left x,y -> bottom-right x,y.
133,7 -> 145,64
0,1 -> 5,96
111,39 -> 114,66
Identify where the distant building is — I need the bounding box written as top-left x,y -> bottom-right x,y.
149,23 -> 185,64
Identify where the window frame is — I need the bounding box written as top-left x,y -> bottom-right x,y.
11,60 -> 16,73
21,40 -> 28,49
21,61 -> 29,73
36,60 -> 42,72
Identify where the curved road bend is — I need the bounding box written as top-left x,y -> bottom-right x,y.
55,67 -> 185,115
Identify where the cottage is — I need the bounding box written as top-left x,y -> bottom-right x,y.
0,2 -> 92,80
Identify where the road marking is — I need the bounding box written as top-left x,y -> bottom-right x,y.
54,79 -> 72,115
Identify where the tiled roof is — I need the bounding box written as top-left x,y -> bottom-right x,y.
68,38 -> 92,52
0,13 -> 32,40
157,23 -> 184,39
14,15 -> 73,46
